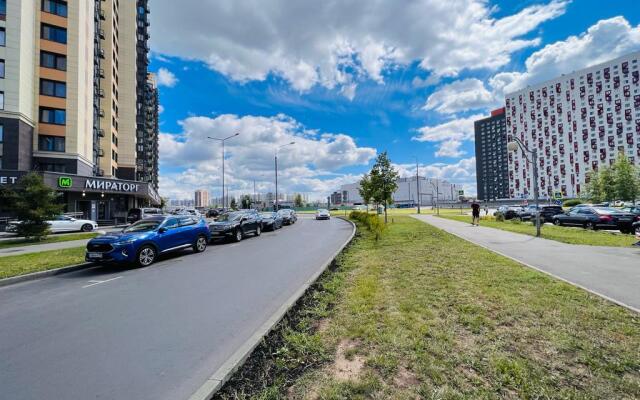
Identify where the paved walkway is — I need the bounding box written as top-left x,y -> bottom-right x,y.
0,239 -> 92,257
412,214 -> 640,313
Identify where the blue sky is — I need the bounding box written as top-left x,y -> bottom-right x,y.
148,0 -> 640,200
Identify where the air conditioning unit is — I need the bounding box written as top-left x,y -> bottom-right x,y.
97,129 -> 105,137
97,149 -> 105,157
99,49 -> 105,59
98,68 -> 105,78
98,89 -> 105,98
99,109 -> 105,118
99,29 -> 105,39
97,168 -> 105,177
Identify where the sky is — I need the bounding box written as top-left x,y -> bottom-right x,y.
148,0 -> 640,201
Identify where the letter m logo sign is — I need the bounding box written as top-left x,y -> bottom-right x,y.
58,177 -> 73,188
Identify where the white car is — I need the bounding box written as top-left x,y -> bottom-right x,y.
6,215 -> 99,233
315,209 -> 331,220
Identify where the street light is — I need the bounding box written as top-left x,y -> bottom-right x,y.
275,142 -> 295,211
429,179 -> 439,215
507,138 -> 541,237
207,132 -> 240,209
415,157 -> 421,214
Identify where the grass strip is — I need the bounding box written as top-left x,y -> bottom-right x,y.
0,247 -> 87,279
0,233 -> 97,250
439,214 -> 637,247
217,216 -> 640,399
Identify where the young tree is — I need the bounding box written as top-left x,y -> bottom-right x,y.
369,152 -> 399,223
229,197 -> 238,210
612,153 -> 639,201
598,165 -> 616,202
11,173 -> 63,240
240,194 -> 252,209
358,173 -> 374,212
294,193 -> 303,207
585,169 -> 603,203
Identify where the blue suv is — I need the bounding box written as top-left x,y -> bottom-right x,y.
86,215 -> 211,267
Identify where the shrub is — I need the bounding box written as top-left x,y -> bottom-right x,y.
563,199 -> 582,207
495,213 -> 505,222
349,211 -> 387,240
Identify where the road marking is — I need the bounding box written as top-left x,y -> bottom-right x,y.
82,276 -> 122,288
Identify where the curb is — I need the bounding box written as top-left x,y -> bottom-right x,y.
188,216 -> 357,400
0,262 -> 96,288
412,215 -> 640,314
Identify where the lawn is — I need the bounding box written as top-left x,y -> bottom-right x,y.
438,214 -> 637,247
216,216 -> 640,399
0,232 -> 97,250
0,247 -> 87,279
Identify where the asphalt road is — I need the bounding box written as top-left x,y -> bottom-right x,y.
0,216 -> 353,400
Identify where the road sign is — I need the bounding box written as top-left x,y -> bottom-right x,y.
554,199 -> 563,205
553,191 -> 563,200
457,189 -> 464,196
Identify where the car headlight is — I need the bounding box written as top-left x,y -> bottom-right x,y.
113,238 -> 136,246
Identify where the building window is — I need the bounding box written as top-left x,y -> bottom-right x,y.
0,28 -> 5,46
40,51 -> 66,70
0,124 -> 3,143
40,79 -> 66,98
39,162 -> 66,172
0,0 -> 5,19
0,91 -> 4,109
0,59 -> 4,78
41,23 -> 67,44
38,135 -> 65,152
39,107 -> 66,125
42,0 -> 67,17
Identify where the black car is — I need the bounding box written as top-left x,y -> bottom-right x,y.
553,207 -> 637,232
517,205 -> 564,223
208,211 -> 262,242
494,205 -> 524,220
278,209 -> 297,225
259,212 -> 283,231
633,220 -> 640,236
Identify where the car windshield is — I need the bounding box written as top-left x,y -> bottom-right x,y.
317,209 -> 328,213
260,213 -> 275,218
217,213 -> 243,222
123,220 -> 161,233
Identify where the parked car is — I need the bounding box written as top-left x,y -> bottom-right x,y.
517,205 -> 564,223
85,215 -> 210,267
619,206 -> 640,217
315,209 -> 331,220
634,220 -> 640,236
552,207 -> 637,232
6,215 -> 99,233
259,212 -> 283,231
209,211 -> 261,242
494,205 -> 524,220
127,207 -> 163,223
278,209 -> 298,225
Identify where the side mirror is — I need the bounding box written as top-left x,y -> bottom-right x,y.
158,227 -> 167,233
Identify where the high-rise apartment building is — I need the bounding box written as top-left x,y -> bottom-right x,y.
194,189 -> 209,208
474,108 -> 509,201
505,52 -> 640,199
0,0 -> 159,221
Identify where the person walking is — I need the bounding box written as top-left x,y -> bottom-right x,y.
471,200 -> 480,226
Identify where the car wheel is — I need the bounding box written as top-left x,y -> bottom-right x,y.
193,235 -> 207,252
620,228 -> 631,234
137,245 -> 156,267
81,223 -> 93,232
553,219 -> 561,226
585,221 -> 596,230
255,224 -> 262,236
233,228 -> 243,242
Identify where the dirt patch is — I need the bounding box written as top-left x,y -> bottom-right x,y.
331,339 -> 365,381
393,365 -> 421,388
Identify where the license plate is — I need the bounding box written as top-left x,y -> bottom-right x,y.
88,252 -> 102,259
618,218 -> 631,222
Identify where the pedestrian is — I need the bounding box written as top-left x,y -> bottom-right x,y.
633,227 -> 640,247
484,205 -> 489,216
471,200 -> 480,226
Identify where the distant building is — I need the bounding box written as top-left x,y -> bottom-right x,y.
474,108 -> 509,201
194,189 -> 210,208
338,177 -> 461,206
330,191 -> 342,205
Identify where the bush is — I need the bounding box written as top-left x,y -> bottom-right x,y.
495,213 -> 505,222
563,199 -> 582,207
349,211 -> 387,241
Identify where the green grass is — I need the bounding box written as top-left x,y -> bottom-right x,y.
0,247 -> 87,279
0,233 -> 97,250
439,214 -> 637,247
234,216 -> 640,399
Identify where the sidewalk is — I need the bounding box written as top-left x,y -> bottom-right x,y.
412,214 -> 640,312
0,239 -> 92,257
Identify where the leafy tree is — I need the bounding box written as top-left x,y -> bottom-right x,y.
612,153 -> 639,201
240,194 -> 252,209
294,193 -> 303,207
230,197 -> 238,210
599,165 -> 616,202
585,169 -> 603,203
358,173 -> 374,212
369,152 -> 399,223
11,173 -> 63,240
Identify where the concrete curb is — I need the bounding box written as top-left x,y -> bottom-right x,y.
188,216 -> 357,400
412,215 -> 640,314
0,262 -> 96,288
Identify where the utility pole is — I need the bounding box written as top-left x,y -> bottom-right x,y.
208,132 -> 240,209
416,158 -> 421,214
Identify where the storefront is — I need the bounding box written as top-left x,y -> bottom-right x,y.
0,170 -> 160,224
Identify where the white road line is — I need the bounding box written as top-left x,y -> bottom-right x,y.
82,276 -> 122,288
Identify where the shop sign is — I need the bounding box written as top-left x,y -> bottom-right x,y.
58,176 -> 73,188
85,179 -> 140,193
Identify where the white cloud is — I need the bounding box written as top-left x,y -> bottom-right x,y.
491,16 -> 640,95
424,78 -> 497,114
150,0 -> 567,96
412,114 -> 483,157
158,114 -> 376,200
156,67 -> 178,87
158,104 -> 165,114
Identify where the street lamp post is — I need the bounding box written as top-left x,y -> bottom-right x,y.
429,180 -> 439,215
507,137 -> 541,237
208,132 -> 239,209
275,142 -> 295,211
415,158 -> 421,214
